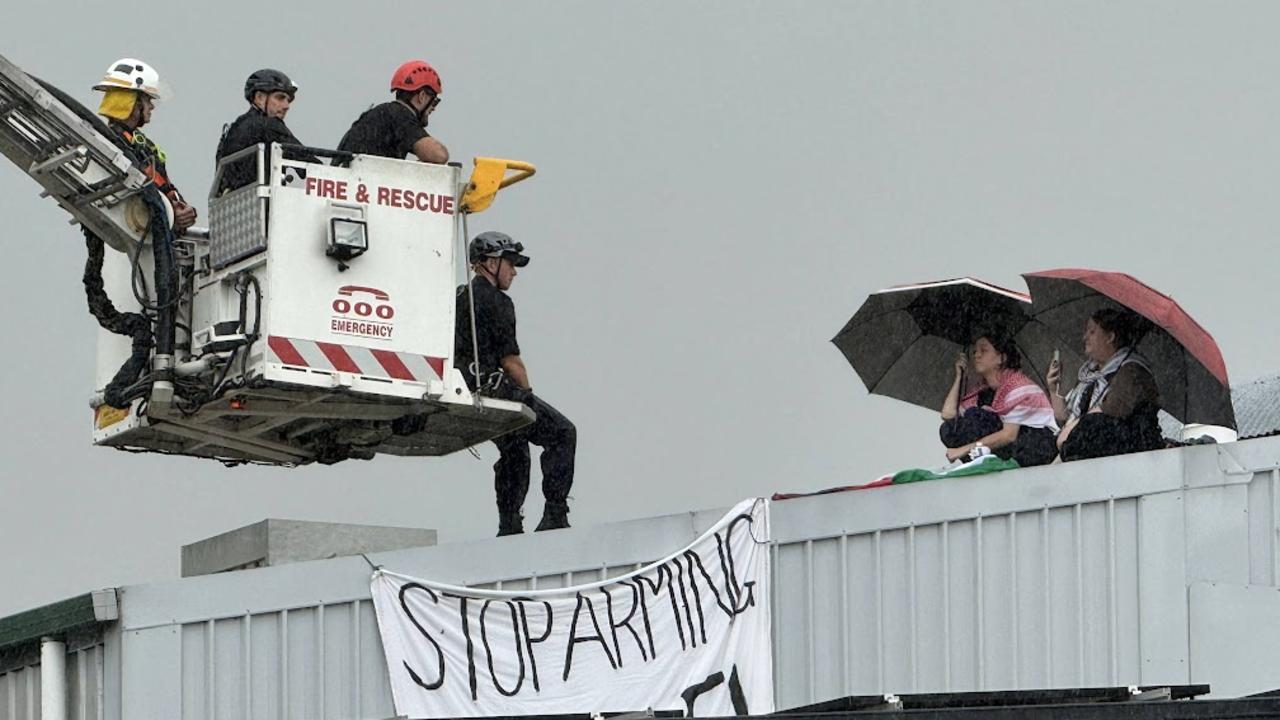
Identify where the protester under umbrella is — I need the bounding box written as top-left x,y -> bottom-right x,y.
938,329 -> 1060,467
833,278 -> 1075,411
1023,268 -> 1235,431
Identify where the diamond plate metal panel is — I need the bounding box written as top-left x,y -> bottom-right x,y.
209,185 -> 266,269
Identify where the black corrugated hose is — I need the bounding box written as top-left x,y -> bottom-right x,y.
146,188 -> 176,362
82,226 -> 153,409
82,186 -> 179,409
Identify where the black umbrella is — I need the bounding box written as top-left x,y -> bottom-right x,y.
833,278 -> 1078,410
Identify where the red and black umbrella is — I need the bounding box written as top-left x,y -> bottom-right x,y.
833,278 -> 1078,410
1022,268 -> 1235,428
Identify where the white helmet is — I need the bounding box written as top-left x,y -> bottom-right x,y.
93,58 -> 163,100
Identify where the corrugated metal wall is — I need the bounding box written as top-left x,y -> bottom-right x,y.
102,439 -> 1280,718
175,601 -> 390,720
471,564 -> 648,592
1246,469 -> 1280,586
0,665 -> 37,720
0,644 -> 104,720
155,564 -> 651,720
770,500 -> 1143,707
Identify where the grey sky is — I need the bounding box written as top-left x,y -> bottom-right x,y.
1,1 -> 1277,617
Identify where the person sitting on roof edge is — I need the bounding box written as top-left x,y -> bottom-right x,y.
940,329 -> 1059,467
454,231 -> 576,537
93,58 -> 196,234
1050,308 -> 1163,461
214,68 -> 319,194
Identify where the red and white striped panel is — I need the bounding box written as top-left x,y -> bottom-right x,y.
267,336 -> 445,382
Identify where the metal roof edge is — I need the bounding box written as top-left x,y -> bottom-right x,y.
0,588 -> 118,654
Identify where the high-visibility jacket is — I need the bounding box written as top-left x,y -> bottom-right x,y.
109,121 -> 186,207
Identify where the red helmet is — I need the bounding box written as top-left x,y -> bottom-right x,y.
390,60 -> 441,95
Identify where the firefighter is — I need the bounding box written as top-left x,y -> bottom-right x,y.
337,60 -> 449,163
214,68 -> 318,193
455,232 -> 577,536
92,58 -> 196,233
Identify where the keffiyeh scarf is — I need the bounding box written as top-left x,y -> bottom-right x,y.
960,368 -> 1059,431
1064,347 -> 1151,419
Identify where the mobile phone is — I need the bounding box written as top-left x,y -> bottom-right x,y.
1052,349 -> 1060,365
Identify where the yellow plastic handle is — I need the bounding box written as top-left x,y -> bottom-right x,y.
496,159 -> 535,189
461,157 -> 537,214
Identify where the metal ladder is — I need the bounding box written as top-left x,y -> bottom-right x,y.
0,52 -> 149,253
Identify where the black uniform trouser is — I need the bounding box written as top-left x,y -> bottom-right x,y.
492,391 -> 576,515
940,408 -> 1058,467
1060,409 -> 1163,462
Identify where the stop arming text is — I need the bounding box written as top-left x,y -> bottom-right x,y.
395,513 -> 760,702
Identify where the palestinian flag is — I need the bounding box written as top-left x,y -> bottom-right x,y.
772,454 -> 1020,500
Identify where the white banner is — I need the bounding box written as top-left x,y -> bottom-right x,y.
371,498 -> 773,718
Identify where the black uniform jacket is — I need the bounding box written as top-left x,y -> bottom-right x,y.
214,107 -> 318,193
454,275 -> 520,391
337,101 -> 428,160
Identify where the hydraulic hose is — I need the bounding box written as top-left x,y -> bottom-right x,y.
82,227 -> 153,409
145,187 -> 176,363
82,186 -> 178,409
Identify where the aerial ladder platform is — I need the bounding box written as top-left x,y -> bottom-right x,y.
0,52 -> 537,465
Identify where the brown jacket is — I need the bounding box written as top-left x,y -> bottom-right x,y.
1101,363 -> 1159,418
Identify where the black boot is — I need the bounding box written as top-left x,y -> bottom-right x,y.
497,511 -> 524,537
535,501 -> 570,531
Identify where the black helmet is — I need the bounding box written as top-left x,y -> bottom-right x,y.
468,231 -> 529,266
244,69 -> 298,102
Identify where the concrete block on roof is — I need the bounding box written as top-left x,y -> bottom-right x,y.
181,519 -> 437,578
